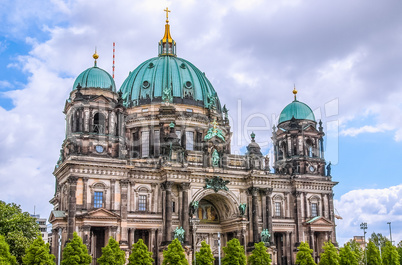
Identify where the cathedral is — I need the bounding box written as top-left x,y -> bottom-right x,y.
49,10 -> 338,265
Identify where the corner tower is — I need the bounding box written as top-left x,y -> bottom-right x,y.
272,87 -> 326,175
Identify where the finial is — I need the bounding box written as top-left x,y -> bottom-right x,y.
164,7 -> 171,24
169,122 -> 175,128
293,84 -> 297,100
251,132 -> 256,141
93,48 -> 99,67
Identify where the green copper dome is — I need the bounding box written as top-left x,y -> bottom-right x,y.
278,99 -> 315,124
120,56 -> 221,112
73,65 -> 116,92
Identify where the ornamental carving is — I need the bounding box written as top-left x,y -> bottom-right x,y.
204,176 -> 229,193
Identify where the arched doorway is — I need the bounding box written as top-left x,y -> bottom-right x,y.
191,190 -> 244,265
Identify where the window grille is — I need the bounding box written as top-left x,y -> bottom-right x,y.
94,191 -> 103,208
275,202 -> 281,217
139,195 -> 147,211
186,131 -> 194,151
141,131 -> 150,157
311,203 -> 318,217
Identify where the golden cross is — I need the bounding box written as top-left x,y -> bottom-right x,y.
164,7 -> 171,23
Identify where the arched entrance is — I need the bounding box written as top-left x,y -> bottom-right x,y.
191,190 -> 245,264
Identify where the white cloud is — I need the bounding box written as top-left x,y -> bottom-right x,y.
335,185 -> 402,246
0,80 -> 13,89
340,125 -> 393,137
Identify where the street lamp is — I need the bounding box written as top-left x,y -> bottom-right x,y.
360,222 -> 368,265
387,222 -> 393,245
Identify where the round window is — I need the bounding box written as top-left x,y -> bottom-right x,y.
142,81 -> 150,89
95,145 -> 104,153
185,81 -> 192,89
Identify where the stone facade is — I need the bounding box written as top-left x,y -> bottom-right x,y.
49,20 -> 337,265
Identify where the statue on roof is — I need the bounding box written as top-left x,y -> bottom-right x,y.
204,119 -> 225,142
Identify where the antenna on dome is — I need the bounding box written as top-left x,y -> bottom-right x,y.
112,42 -> 115,79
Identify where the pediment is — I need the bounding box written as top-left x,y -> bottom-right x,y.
82,208 -> 121,219
306,216 -> 333,226
303,124 -> 318,132
49,210 -> 66,222
92,95 -> 112,104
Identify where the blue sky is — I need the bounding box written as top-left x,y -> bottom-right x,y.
1,0 -> 402,246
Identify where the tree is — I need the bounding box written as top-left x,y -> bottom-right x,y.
339,242 -> 358,265
397,241 -> 402,265
319,241 -> 340,265
0,235 -> 17,265
366,240 -> 381,265
0,201 -> 39,263
295,242 -> 316,265
248,242 -> 271,265
349,240 -> 364,265
61,232 -> 92,265
22,236 -> 55,265
370,233 -> 389,253
128,239 -> 154,265
221,238 -> 246,265
195,241 -> 214,265
382,241 -> 400,265
163,238 -> 189,265
97,237 -> 125,265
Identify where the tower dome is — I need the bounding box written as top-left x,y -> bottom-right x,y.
278,87 -> 315,124
72,52 -> 116,92
119,10 -> 221,112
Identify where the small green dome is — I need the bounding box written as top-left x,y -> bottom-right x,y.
119,56 -> 221,112
73,66 -> 116,92
279,100 -> 315,124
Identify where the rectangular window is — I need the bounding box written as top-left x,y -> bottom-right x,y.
172,201 -> 176,213
275,202 -> 281,217
139,195 -> 147,211
186,131 -> 194,151
311,203 -> 318,217
176,130 -> 181,144
94,191 -> 103,208
141,131 -> 150,157
154,130 -> 160,157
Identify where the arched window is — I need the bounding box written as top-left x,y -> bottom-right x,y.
306,139 -> 313,157
93,113 -> 105,134
308,195 -> 321,218
272,194 -> 284,218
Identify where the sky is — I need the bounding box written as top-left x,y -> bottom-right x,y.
1,0 -> 402,246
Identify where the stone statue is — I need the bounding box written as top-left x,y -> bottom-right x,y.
212,149 -> 220,167
326,162 -> 332,176
189,201 -> 199,217
223,104 -> 229,121
261,229 -> 271,243
239,203 -> 247,216
264,155 -> 270,171
174,226 -> 185,244
162,86 -> 172,103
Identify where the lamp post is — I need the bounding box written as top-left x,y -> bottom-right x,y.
387,222 -> 392,245
360,222 -> 367,265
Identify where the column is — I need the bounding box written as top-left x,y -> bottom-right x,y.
67,176 -> 78,240
150,229 -> 156,254
323,194 -> 329,219
110,179 -> 115,211
286,232 -> 291,265
120,180 -> 129,245
303,192 -> 308,219
266,188 -> 274,245
152,183 -> 157,212
181,183 -> 190,244
328,193 -> 334,222
294,191 -> 303,244
249,187 -> 260,243
163,181 -> 173,242
83,177 -> 88,210
261,189 -> 267,229
310,230 -> 316,261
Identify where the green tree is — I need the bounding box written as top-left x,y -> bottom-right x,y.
221,238 -> 246,265
22,236 -> 55,265
248,242 -> 271,265
349,240 -> 364,265
366,240 -> 381,265
340,242 -> 358,265
0,235 -> 17,265
97,237 -> 125,265
0,201 -> 39,263
128,239 -> 154,265
370,233 -> 389,253
319,241 -> 340,265
61,232 -> 92,265
382,241 -> 400,265
163,238 -> 189,265
397,241 -> 402,265
295,242 -> 316,265
194,241 -> 214,265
